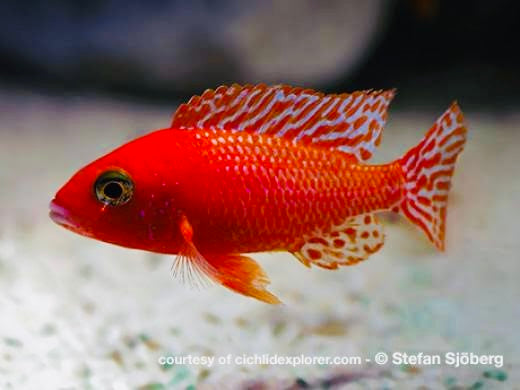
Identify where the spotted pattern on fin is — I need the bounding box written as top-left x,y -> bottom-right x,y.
171,84 -> 395,162
295,213 -> 385,269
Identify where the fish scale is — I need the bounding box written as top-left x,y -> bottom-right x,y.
184,129 -> 403,254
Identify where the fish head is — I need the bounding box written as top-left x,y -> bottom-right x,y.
49,129 -> 187,252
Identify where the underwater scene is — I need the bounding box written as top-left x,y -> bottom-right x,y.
1,1 -> 518,389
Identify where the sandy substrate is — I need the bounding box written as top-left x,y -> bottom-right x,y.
0,88 -> 518,389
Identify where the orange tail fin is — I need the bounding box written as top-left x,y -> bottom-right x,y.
398,102 -> 467,250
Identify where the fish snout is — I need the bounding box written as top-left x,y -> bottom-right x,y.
49,199 -> 79,229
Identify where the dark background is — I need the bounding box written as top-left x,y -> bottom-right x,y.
0,0 -> 518,109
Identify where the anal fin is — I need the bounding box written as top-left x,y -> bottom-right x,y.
295,213 -> 385,269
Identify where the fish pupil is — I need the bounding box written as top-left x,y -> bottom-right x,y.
104,181 -> 123,199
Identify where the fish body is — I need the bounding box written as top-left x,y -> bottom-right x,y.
50,84 -> 467,303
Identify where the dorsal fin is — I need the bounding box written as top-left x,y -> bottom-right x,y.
171,84 -> 395,162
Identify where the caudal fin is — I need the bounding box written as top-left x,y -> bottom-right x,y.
398,102 -> 467,250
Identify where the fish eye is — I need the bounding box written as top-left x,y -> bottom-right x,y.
94,170 -> 134,206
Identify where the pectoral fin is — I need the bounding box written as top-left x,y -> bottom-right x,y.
173,215 -> 281,304
172,214 -> 220,289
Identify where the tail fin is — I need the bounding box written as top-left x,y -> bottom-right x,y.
398,102 -> 467,250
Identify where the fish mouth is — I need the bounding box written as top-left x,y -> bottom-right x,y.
49,199 -> 80,230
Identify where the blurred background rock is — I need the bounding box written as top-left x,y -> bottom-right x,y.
1,0 -> 518,108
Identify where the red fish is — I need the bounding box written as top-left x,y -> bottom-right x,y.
50,84 -> 467,303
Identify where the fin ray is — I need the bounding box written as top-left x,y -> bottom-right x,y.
171,243 -> 217,290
